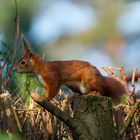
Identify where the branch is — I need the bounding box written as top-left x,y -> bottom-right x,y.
30,92 -> 90,140
102,66 -> 122,82
31,93 -> 77,129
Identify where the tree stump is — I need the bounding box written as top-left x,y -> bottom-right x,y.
31,93 -> 116,140
71,96 -> 116,140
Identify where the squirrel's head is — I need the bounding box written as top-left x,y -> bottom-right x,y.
13,35 -> 36,73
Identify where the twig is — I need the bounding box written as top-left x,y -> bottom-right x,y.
113,66 -> 127,81
1,0 -> 20,90
119,100 -> 140,138
131,68 -> 136,95
35,108 -> 41,124
102,66 -> 121,81
127,72 -> 140,82
138,78 -> 140,91
11,105 -> 22,132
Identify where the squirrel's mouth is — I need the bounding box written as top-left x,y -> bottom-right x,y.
12,66 -> 35,75
12,66 -> 17,72
12,66 -> 23,73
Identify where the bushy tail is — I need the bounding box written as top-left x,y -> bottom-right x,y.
104,77 -> 126,105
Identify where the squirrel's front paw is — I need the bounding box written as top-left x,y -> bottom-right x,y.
31,92 -> 44,102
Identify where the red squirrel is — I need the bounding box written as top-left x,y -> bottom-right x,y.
13,36 -> 126,104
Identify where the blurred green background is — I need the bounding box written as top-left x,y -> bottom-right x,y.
0,0 -> 140,95
1,0 -> 140,70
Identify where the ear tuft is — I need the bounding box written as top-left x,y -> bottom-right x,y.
21,34 -> 31,54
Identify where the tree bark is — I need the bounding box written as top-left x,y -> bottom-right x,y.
71,96 -> 116,140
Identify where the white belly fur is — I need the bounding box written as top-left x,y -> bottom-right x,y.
64,81 -> 87,94
37,75 -> 46,86
37,75 -> 87,94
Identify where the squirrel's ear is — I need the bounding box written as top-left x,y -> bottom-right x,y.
21,34 -> 31,54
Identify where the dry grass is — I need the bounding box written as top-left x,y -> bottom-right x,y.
0,93 -> 73,140
0,88 -> 139,140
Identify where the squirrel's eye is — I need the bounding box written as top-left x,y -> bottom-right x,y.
20,60 -> 26,65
